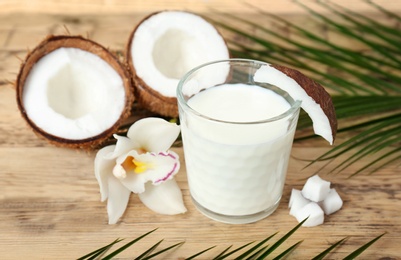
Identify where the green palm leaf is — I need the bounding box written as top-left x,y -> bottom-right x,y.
185,246 -> 216,260
234,233 -> 277,259
101,228 -> 158,260
214,241 -> 255,259
79,221 -> 384,259
134,239 -> 164,259
210,1 -> 401,175
76,238 -> 123,260
311,237 -> 347,260
343,232 -> 386,259
138,241 -> 184,260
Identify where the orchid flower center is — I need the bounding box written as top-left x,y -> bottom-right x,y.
112,155 -> 153,179
132,159 -> 149,174
122,156 -> 152,174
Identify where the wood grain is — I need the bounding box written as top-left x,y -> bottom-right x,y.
1,0 -> 400,15
1,1 -> 401,259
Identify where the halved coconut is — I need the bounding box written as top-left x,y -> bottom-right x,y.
16,35 -> 134,149
126,10 -> 230,117
254,64 -> 337,144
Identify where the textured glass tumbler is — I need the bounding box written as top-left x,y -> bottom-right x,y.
177,59 -> 301,224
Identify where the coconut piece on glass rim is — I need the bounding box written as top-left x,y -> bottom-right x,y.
254,64 -> 337,145
16,35 -> 134,149
126,10 -> 230,117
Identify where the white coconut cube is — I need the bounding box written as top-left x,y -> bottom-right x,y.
319,188 -> 343,215
289,189 -> 311,216
301,175 -> 331,202
295,202 -> 325,227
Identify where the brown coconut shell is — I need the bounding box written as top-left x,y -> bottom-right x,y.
125,11 -> 229,118
270,64 -> 338,142
125,11 -> 179,118
16,35 -> 135,149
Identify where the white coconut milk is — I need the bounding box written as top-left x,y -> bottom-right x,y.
180,83 -> 299,222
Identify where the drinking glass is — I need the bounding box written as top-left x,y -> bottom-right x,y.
177,59 -> 301,224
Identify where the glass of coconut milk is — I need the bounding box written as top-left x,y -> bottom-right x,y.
177,59 -> 301,224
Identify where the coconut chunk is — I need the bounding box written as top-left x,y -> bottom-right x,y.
289,189 -> 311,216
319,188 -> 343,215
301,175 -> 331,202
295,202 -> 325,227
126,11 -> 230,117
290,176 -> 343,227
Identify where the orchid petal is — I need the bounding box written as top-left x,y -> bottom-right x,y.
111,134 -> 139,158
127,117 -> 180,151
117,171 -> 146,194
107,175 -> 131,224
138,179 -> 187,215
94,145 -> 116,202
118,151 -> 180,194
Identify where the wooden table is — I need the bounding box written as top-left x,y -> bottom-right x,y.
1,1 -> 400,259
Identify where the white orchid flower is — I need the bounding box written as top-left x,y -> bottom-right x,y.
94,117 -> 186,224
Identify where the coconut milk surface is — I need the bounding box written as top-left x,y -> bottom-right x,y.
181,83 -> 298,218
189,83 -> 290,123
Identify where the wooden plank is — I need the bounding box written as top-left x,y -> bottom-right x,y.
1,5 -> 401,259
0,145 -> 400,258
1,0 -> 400,15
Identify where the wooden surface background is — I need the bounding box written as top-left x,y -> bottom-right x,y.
1,1 -> 401,259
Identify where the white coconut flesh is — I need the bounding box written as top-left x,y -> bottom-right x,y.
23,47 -> 126,140
289,175 -> 343,227
254,65 -> 336,145
131,11 -> 230,98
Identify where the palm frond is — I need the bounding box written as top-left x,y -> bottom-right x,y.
185,246 -> 216,260
272,241 -> 303,260
76,238 -> 123,260
214,241 -> 254,259
135,239 -> 164,259
210,1 -> 401,175
79,220 -> 384,259
342,232 -> 386,259
139,241 -> 184,260
234,232 -> 277,259
311,237 -> 347,260
100,228 -> 157,260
